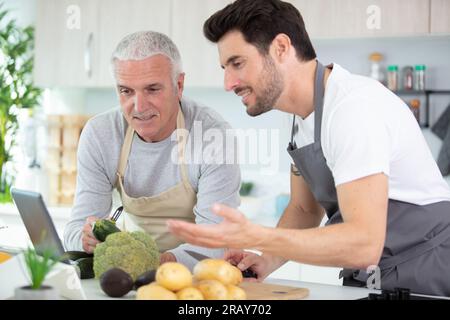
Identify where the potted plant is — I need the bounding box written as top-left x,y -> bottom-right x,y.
0,3 -> 42,203
14,246 -> 60,300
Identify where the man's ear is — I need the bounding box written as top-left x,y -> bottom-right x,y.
177,72 -> 185,99
271,33 -> 292,63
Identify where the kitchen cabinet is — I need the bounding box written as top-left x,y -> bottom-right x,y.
290,0 -> 429,38
34,0 -> 171,88
34,0 -> 99,87
430,0 -> 450,34
171,0 -> 231,88
34,0 -> 443,88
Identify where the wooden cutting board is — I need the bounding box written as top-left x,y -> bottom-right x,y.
240,282 -> 309,300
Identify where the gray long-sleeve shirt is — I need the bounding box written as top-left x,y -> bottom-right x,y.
63,97 -> 241,269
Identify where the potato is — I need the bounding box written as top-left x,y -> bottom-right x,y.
226,284 -> 247,300
156,262 -> 192,291
136,284 -> 177,300
176,287 -> 204,300
193,259 -> 239,285
196,279 -> 228,300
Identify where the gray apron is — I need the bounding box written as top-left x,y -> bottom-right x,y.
287,61 -> 450,296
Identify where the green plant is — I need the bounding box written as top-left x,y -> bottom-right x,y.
0,3 -> 42,202
239,182 -> 254,196
23,246 -> 59,289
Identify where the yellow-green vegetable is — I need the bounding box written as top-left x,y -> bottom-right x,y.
93,231 -> 159,281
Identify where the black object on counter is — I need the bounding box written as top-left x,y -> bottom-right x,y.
242,268 -> 257,279
396,287 -> 411,300
362,287 -> 446,300
134,269 -> 157,289
366,288 -> 410,300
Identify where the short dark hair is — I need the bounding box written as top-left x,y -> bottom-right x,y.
203,0 -> 316,61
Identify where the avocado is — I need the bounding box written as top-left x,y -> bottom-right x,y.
134,269 -> 157,289
100,268 -> 134,298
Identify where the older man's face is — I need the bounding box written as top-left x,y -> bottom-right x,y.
115,55 -> 183,142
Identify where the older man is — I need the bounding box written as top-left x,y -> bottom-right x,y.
64,31 -> 240,268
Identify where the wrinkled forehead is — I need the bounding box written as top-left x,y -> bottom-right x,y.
114,55 -> 172,86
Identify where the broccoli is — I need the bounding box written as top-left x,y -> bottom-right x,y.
93,231 -> 160,281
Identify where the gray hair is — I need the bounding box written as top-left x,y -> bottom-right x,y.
111,31 -> 183,85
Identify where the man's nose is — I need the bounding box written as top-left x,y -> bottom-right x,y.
224,70 -> 240,92
133,92 -> 145,113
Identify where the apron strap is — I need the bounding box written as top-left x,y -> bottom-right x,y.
117,124 -> 134,179
288,60 -> 326,149
175,106 -> 190,185
313,61 -> 325,144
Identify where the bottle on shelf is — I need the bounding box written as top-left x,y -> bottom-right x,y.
368,52 -> 385,85
409,99 -> 420,124
402,66 -> 414,91
387,65 -> 399,91
414,65 -> 426,91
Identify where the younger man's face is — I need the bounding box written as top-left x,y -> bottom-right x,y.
218,31 -> 283,117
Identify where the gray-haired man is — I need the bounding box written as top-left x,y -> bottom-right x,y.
63,31 -> 240,268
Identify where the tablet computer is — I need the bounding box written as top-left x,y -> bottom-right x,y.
10,187 -> 66,259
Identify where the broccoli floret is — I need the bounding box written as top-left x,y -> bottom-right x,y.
93,231 -> 160,281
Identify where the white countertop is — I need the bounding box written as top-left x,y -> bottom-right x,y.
80,277 -> 380,300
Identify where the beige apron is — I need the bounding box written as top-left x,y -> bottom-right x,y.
115,107 -> 197,252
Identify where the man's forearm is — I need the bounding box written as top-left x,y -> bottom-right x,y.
255,222 -> 381,269
277,202 -> 323,230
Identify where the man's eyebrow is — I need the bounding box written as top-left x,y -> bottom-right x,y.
221,55 -> 241,69
117,84 -> 162,91
144,83 -> 162,89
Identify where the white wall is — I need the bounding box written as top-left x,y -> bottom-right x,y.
2,0 -> 36,27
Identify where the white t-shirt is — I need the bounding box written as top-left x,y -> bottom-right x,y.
293,63 -> 450,205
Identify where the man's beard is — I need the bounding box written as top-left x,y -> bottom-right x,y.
246,56 -> 284,117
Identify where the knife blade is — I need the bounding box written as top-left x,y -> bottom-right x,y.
184,249 -> 257,278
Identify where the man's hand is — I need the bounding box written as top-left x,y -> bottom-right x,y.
82,216 -> 100,253
167,203 -> 262,249
224,249 -> 286,282
159,252 -> 177,265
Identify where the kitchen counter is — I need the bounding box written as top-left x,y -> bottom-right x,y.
80,277 -> 380,300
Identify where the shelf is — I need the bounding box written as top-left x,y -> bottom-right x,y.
392,89 -> 450,127
393,90 -> 450,95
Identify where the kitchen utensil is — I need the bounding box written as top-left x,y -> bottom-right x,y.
110,206 -> 123,222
